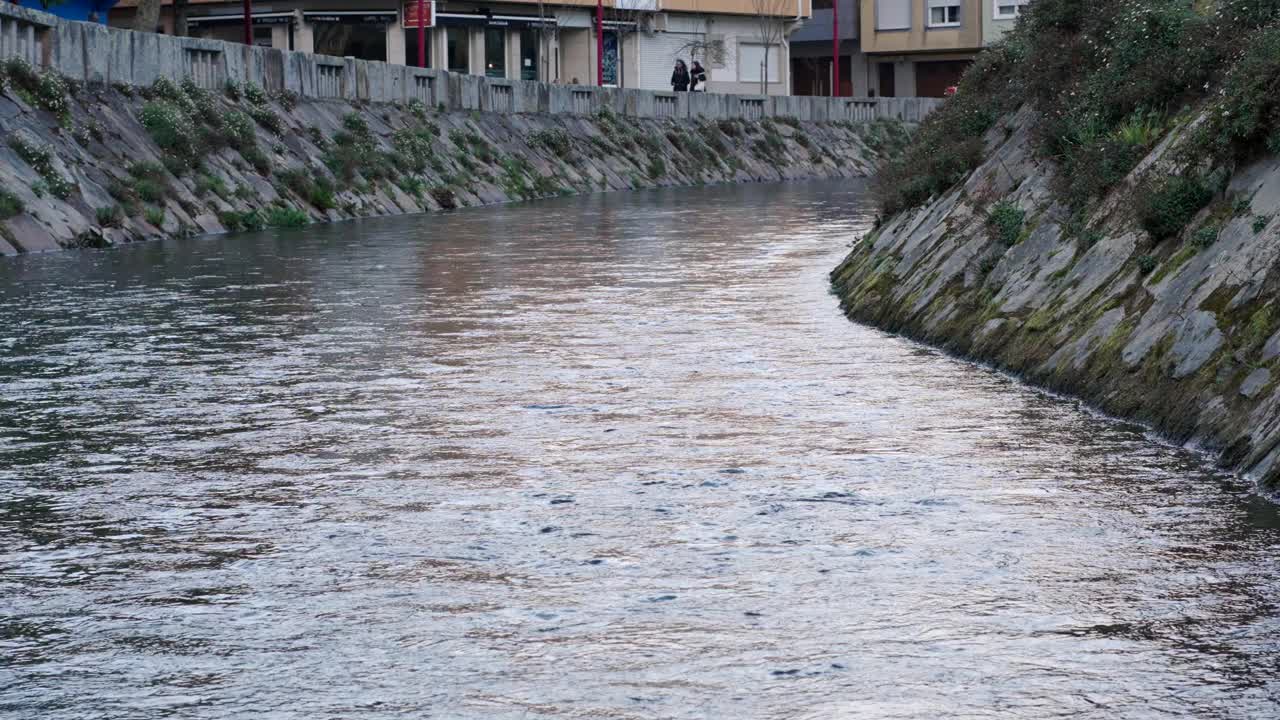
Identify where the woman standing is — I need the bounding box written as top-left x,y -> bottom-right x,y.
689,61 -> 707,92
671,60 -> 690,92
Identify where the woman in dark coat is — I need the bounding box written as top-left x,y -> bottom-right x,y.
671,60 -> 690,92
689,61 -> 707,91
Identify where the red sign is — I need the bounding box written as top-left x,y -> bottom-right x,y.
403,1 -> 434,28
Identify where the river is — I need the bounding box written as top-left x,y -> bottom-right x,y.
2,181 -> 1279,718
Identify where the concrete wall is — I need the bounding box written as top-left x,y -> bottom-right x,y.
0,1 -> 941,123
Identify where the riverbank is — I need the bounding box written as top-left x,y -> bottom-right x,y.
0,66 -> 903,254
831,1 -> 1280,488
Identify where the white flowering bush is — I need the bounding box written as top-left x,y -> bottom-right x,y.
8,136 -> 75,199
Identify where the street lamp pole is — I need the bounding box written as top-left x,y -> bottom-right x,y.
243,0 -> 252,45
832,0 -> 840,96
417,0 -> 426,67
596,0 -> 604,86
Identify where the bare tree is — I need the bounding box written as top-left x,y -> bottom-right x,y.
750,0 -> 791,94
134,0 -> 162,33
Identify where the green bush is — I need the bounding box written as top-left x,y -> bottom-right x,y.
222,110 -> 256,150
397,176 -> 426,199
392,127 -> 436,172
219,209 -> 264,232
1192,223 -> 1219,249
1254,215 -> 1270,234
531,128 -> 571,155
265,205 -> 308,228
647,157 -> 666,179
96,205 -> 123,228
877,0 -> 1280,215
1138,253 -> 1158,275
0,190 -> 23,219
243,81 -> 268,106
195,174 -> 229,199
144,207 -> 165,227
1138,173 -> 1213,239
988,200 -> 1026,246
140,100 -> 196,158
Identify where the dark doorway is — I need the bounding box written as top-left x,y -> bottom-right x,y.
915,60 -> 971,97
878,62 -> 895,97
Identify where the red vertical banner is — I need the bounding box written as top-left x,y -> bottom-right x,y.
404,1 -> 434,68
243,0 -> 252,45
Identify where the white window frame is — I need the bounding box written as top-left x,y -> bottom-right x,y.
927,0 -> 961,28
994,0 -> 1027,20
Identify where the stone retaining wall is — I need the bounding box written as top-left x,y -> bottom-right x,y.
0,2 -> 940,124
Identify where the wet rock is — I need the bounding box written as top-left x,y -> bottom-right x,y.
1241,368 -> 1271,399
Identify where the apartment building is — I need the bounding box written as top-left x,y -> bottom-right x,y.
860,0 -> 1024,97
109,0 -> 811,95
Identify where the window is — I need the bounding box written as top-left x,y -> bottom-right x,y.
447,26 -> 469,73
737,43 -> 780,84
485,27 -> 505,78
928,0 -> 961,27
519,28 -> 538,81
875,0 -> 910,30
995,0 -> 1028,19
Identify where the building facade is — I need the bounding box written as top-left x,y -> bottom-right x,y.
858,0 -> 1024,97
789,0 -> 863,96
110,0 -> 812,95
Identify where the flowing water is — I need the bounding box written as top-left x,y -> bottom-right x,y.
2,181 -> 1279,719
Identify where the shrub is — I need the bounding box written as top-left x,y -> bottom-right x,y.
243,81 -> 268,106
397,176 -> 426,199
247,104 -> 283,135
876,0 -> 1280,215
9,137 -> 74,199
144,207 -> 165,227
717,118 -> 742,137
219,209 -> 264,232
1137,253 -> 1158,275
1254,215 -> 1270,234
531,128 -> 571,155
988,200 -> 1026,246
430,186 -> 458,209
265,205 -> 308,228
278,168 -> 337,210
1192,224 -> 1219,249
140,100 -> 196,158
0,190 -> 23,219
647,157 -> 667,179
96,205 -> 123,227
408,98 -> 428,121
275,89 -> 300,112
392,127 -> 436,172
1138,173 -> 1213,240
224,79 -> 241,101
222,110 -> 256,150
195,173 -> 229,199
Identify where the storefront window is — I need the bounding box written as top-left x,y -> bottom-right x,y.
447,27 -> 469,73
404,30 -> 431,68
602,30 -> 619,86
520,28 -> 538,81
485,28 -> 506,78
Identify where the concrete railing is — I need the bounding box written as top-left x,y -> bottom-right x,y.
0,2 -> 943,124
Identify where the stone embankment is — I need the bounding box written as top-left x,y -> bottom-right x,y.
832,109 -> 1280,486
0,1 -> 926,255
0,72 -> 901,253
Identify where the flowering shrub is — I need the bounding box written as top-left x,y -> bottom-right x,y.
8,136 -> 75,199
140,100 -> 197,158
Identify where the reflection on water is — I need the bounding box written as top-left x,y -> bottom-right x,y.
1,182 -> 1279,719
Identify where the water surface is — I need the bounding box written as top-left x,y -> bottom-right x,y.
2,182 -> 1279,718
